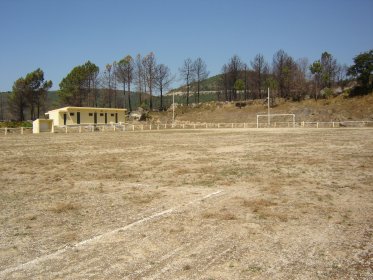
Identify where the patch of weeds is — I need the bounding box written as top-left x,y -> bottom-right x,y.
183,264 -> 192,270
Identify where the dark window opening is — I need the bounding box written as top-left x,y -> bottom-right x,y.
100,113 -> 104,116
70,112 -> 74,116
89,113 -> 93,116
111,113 -> 114,117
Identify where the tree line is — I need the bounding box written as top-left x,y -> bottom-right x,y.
3,49 -> 372,121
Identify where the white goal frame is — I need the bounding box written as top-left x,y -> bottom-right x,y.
256,114 -> 295,128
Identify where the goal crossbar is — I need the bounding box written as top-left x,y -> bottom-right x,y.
256,114 -> 295,128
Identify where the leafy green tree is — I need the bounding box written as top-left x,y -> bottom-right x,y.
310,60 -> 322,100
320,52 -> 338,88
24,69 -> 52,119
59,61 -> 99,107
348,49 -> 373,91
8,78 -> 28,121
8,69 -> 52,120
234,79 -> 244,91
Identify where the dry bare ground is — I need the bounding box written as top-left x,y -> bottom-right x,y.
0,128 -> 372,279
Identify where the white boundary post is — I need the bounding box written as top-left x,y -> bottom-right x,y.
267,87 -> 270,126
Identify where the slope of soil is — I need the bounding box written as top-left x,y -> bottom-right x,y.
150,93 -> 373,124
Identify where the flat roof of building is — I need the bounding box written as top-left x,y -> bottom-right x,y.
46,106 -> 127,114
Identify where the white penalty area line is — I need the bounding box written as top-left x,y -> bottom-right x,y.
0,190 -> 224,277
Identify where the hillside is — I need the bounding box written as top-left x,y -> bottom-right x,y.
168,74 -> 222,95
149,93 -> 373,124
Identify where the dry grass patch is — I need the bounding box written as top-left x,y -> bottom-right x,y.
123,191 -> 161,204
241,198 -> 277,212
50,202 -> 80,214
202,209 -> 237,220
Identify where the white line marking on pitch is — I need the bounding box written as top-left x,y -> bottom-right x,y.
0,190 -> 224,277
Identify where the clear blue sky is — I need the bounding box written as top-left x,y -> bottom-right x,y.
0,0 -> 372,91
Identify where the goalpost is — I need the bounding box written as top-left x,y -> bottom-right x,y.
256,88 -> 295,128
256,114 -> 296,128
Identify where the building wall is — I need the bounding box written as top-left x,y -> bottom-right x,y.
47,107 -> 126,126
48,110 -> 62,126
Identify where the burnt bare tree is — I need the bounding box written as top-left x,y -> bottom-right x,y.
242,63 -> 249,100
272,49 -> 297,99
155,64 -> 173,110
134,54 -> 144,106
251,54 -> 269,99
220,64 -> 229,101
143,52 -> 157,110
116,55 -> 134,111
193,57 -> 209,103
227,55 -> 243,101
179,58 -> 195,106
102,63 -> 115,107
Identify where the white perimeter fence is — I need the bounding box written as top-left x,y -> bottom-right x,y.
1,120 -> 373,136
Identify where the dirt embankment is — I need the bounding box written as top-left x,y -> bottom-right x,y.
149,94 -> 373,123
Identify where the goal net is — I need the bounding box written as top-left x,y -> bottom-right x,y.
256,114 -> 295,128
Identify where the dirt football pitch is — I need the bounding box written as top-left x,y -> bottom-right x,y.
0,128 -> 372,279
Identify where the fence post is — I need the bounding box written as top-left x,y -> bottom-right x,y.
332,122 -> 335,128
79,126 -> 82,133
65,126 -> 68,133
206,123 -> 208,128
150,124 -> 152,130
157,125 -> 159,130
21,127 -> 24,135
114,125 -> 116,132
183,124 -> 185,129
218,123 -> 220,129
133,125 -> 135,131
231,123 -> 234,128
317,122 -> 319,128
5,128 -> 7,135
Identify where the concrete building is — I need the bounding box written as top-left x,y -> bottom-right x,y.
45,107 -> 126,126
32,119 -> 54,133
